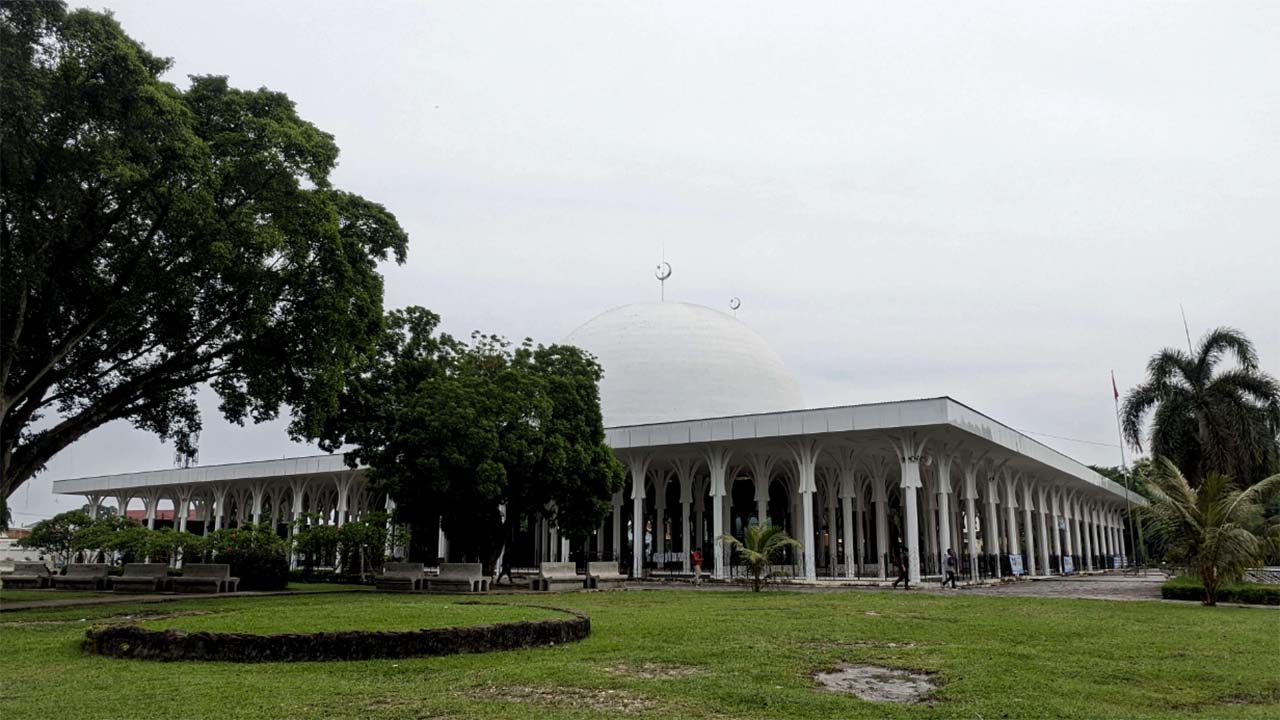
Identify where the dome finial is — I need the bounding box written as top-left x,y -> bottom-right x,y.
655,261 -> 671,301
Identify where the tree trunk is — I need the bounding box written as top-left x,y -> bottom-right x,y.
407,515 -> 440,564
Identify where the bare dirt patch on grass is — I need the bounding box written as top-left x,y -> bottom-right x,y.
465,684 -> 657,714
800,638 -> 941,651
0,609 -> 214,628
814,664 -> 940,703
602,661 -> 703,679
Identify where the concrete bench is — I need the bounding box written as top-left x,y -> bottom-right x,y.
112,563 -> 171,593
1,561 -> 53,589
428,563 -> 488,593
376,562 -> 426,592
55,563 -> 109,590
585,561 -> 627,590
171,563 -> 239,594
529,561 -> 583,592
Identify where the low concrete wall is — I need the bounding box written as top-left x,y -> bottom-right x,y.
83,604 -> 589,662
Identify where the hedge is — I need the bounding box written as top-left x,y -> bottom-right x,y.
1161,575 -> 1280,606
84,604 -> 590,662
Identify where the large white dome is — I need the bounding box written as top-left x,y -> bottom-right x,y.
564,302 -> 804,427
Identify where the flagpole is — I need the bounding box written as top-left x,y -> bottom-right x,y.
1112,371 -> 1141,573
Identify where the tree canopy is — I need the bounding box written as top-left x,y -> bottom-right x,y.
16,508 -> 91,565
1121,328 -> 1280,485
1141,458 -> 1280,605
323,306 -> 625,571
0,1 -> 407,500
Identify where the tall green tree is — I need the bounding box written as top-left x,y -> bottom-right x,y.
17,509 -> 91,566
1142,458 -> 1280,605
1121,328 -> 1280,485
0,2 -> 407,500
325,307 -> 625,573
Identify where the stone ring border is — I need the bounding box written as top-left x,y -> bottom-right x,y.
83,601 -> 590,662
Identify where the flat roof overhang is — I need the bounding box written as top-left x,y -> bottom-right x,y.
604,396 -> 1142,504
52,396 -> 1142,506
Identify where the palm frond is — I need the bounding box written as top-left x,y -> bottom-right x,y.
1196,326 -> 1259,375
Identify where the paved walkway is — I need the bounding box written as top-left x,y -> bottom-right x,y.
940,573 -> 1167,601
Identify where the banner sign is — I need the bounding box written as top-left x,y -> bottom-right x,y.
1008,553 -> 1024,576
1062,556 -> 1074,574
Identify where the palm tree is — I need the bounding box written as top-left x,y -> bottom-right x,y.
1122,327 -> 1280,485
1142,457 -> 1280,605
720,523 -> 801,592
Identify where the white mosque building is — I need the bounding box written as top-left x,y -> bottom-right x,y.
52,300 -> 1139,585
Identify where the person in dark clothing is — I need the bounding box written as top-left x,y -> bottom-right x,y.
891,549 -> 910,589
942,547 -> 958,589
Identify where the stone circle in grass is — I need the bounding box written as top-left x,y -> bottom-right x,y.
814,664 -> 939,703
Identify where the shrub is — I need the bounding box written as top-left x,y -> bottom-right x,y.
207,523 -> 290,591
1162,575 -> 1280,606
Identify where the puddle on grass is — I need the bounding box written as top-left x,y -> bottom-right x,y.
814,664 -> 940,703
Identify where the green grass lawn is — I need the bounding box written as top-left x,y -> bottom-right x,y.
137,593 -> 561,634
0,588 -> 114,603
1,588 -> 1277,719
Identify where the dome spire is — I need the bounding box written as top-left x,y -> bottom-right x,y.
655,260 -> 671,302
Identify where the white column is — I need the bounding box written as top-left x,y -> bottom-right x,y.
872,471 -> 889,580
854,494 -> 866,573
825,491 -> 838,576
1080,503 -> 1093,571
1035,490 -> 1050,576
924,489 -> 938,573
694,492 -> 705,557
789,440 -> 821,581
251,483 -> 265,525
1022,504 -> 1036,576
960,462 -> 979,579
628,455 -> 650,577
984,477 -> 1002,578
674,459 -> 697,573
1065,500 -> 1078,562
892,434 -> 928,585
705,447 -> 732,580
1049,490 -> 1063,573
680,497 -> 692,572
1090,508 -> 1100,570
213,485 -> 227,532
841,493 -> 856,577
611,492 -> 623,561
901,465 -> 922,584
176,492 -> 190,534
145,492 -> 158,530
1003,476 -> 1019,574
935,455 -> 953,573
654,495 -> 666,559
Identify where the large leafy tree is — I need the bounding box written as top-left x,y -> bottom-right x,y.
325,307 -> 625,573
1142,458 -> 1279,605
17,508 -> 91,566
1121,328 -> 1280,486
0,2 -> 407,500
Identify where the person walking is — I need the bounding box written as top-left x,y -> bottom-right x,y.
942,547 -> 958,589
891,549 -> 910,589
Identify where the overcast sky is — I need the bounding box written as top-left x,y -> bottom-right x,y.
12,1 -> 1278,523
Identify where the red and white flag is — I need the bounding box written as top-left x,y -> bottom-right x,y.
1111,370 -> 1120,401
